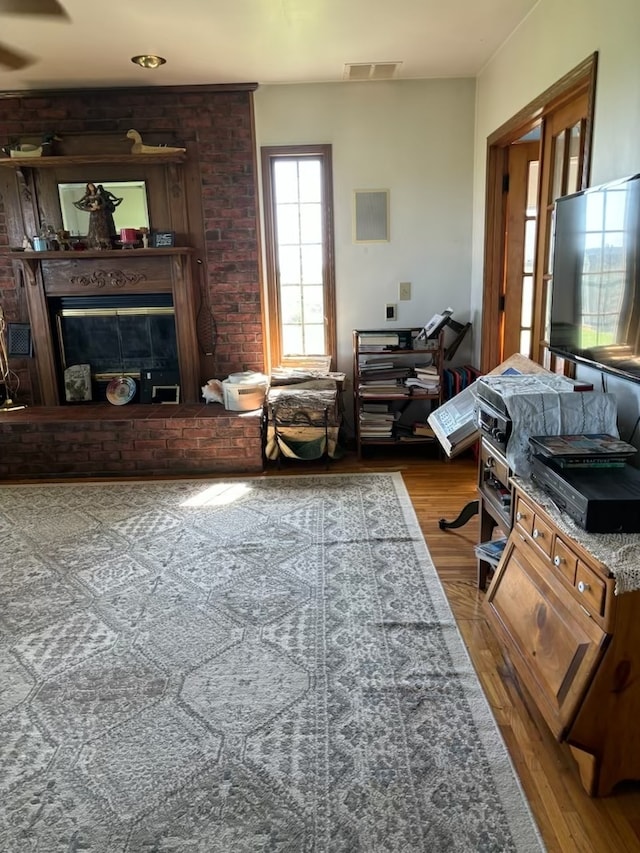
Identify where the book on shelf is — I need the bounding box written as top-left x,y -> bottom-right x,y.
405,377 -> 440,391
412,422 -> 436,437
360,389 -> 410,398
359,382 -> 405,394
362,402 -> 390,413
359,376 -> 403,386
359,368 -> 412,381
358,332 -> 400,346
359,360 -> 396,371
359,413 -> 396,426
359,409 -> 395,419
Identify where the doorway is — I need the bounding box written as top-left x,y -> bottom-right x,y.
480,54 -> 598,374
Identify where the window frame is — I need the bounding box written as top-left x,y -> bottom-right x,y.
260,144 -> 337,371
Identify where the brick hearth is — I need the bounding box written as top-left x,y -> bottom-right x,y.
0,404 -> 264,480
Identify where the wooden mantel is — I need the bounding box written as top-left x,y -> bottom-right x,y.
12,248 -> 200,406
0,153 -> 187,169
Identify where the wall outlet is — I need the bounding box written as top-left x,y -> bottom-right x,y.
385,303 -> 397,321
399,281 -> 411,301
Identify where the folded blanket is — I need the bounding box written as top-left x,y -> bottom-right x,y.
504,391 -> 619,477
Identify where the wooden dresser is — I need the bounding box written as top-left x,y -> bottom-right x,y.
484,479 -> 640,796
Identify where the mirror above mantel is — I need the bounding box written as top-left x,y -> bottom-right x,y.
58,180 -> 150,237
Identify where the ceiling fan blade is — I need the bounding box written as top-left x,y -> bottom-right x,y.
0,42 -> 34,70
0,0 -> 68,17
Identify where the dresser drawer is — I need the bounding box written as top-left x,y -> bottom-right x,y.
530,513 -> 554,558
552,536 -> 578,585
514,495 -> 534,536
575,561 -> 607,616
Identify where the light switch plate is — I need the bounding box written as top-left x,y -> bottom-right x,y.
399,282 -> 411,301
385,303 -> 397,320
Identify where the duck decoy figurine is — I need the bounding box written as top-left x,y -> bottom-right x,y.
2,132 -> 61,159
126,129 -> 186,155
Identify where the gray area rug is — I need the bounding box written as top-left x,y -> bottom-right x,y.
0,473 -> 545,852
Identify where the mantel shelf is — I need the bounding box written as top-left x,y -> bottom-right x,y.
0,152 -> 186,169
5,247 -> 193,260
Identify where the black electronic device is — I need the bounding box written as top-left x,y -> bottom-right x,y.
530,454 -> 640,533
549,172 -> 640,383
477,396 -> 511,452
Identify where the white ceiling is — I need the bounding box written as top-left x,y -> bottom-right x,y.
0,0 -> 539,93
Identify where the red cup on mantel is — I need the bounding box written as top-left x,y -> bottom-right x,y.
120,228 -> 138,247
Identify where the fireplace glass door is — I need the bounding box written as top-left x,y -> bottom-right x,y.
51,294 -> 179,400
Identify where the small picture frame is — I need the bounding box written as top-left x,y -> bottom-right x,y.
152,384 -> 180,404
151,231 -> 175,248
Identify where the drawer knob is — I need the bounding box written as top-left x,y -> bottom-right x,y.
553,555 -> 564,567
533,528 -> 542,539
516,511 -> 522,521
577,580 -> 591,594
486,457 -> 495,468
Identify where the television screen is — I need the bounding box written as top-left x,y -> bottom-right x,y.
549,172 -> 640,382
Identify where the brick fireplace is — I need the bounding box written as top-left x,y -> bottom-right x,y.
0,84 -> 265,478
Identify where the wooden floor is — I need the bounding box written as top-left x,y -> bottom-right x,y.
264,449 -> 640,853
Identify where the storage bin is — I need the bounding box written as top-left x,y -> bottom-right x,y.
222,373 -> 269,411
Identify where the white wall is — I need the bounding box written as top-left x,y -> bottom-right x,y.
254,79 -> 476,376
472,0 -> 640,439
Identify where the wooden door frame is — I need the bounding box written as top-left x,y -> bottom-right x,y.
480,54 -> 598,374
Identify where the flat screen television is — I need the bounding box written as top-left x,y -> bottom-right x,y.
549,172 -> 640,382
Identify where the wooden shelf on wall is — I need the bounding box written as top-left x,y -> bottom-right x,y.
0,153 -> 186,169
3,247 -> 194,260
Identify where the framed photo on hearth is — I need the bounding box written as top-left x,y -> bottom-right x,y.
151,384 -> 180,404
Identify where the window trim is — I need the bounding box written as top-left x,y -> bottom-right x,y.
260,144 -> 336,371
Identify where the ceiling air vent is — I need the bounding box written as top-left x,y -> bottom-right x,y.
343,62 -> 402,81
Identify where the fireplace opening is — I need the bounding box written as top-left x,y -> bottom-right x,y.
49,293 -> 179,403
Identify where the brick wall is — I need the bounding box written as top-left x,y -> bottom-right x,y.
0,405 -> 264,479
0,85 -> 266,478
0,84 -> 264,392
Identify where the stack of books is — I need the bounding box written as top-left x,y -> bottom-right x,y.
359,404 -> 396,438
358,377 -> 410,397
405,364 -> 440,394
357,331 -> 400,352
357,330 -> 415,351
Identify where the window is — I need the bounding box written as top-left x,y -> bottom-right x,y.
578,185 -> 628,346
261,145 -> 336,370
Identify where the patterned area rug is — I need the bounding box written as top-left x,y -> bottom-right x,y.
0,473 -> 545,852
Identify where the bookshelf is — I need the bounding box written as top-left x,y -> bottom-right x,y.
352,327 -> 444,457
